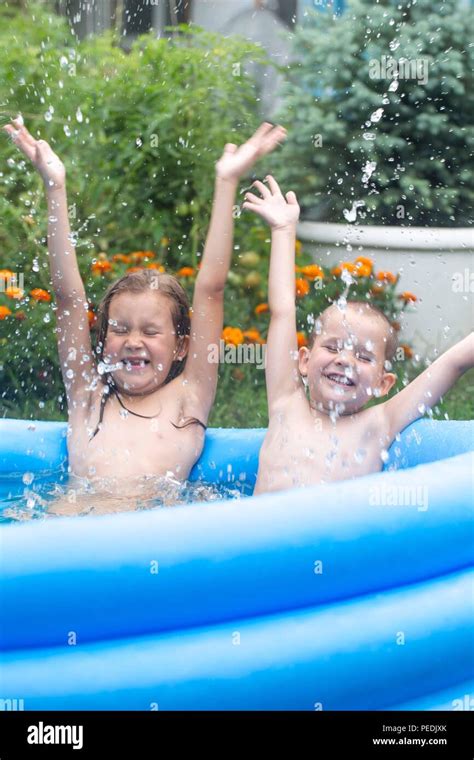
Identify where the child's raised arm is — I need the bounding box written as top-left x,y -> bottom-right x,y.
383,332 -> 474,438
3,118 -> 95,412
242,175 -> 303,414
182,124 -> 286,421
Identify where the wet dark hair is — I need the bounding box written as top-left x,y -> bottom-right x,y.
309,299 -> 398,361
90,269 -> 206,439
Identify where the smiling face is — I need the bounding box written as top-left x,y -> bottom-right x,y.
299,303 -> 397,415
102,290 -> 188,396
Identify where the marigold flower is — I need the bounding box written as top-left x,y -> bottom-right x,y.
255,303 -> 269,316
146,263 -> 165,272
5,286 -> 24,299
222,326 -> 244,346
400,344 -> 413,359
130,251 -> 155,262
30,288 -> 52,302
399,291 -> 417,303
243,329 -> 264,344
126,266 -> 144,274
354,263 -> 372,278
354,256 -> 373,268
376,271 -> 397,284
112,254 -> 131,264
15,310 -> 26,321
91,259 -> 113,275
87,310 -> 97,327
297,331 -> 308,348
300,264 -> 324,281
177,267 -> 195,277
370,285 -> 384,296
0,269 -> 14,280
332,262 -> 357,277
295,278 -> 310,297
0,305 -> 12,319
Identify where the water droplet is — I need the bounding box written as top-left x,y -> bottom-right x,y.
343,200 -> 365,223
43,313 -> 51,323
380,449 -> 389,463
370,108 -> 384,123
66,369 -> 74,379
22,471 -> 34,485
362,132 -> 376,141
76,107 -> 83,123
388,79 -> 399,92
63,125 -> 71,137
120,408 -> 128,419
136,137 -> 142,147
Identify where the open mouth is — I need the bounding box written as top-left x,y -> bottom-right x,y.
122,358 -> 150,370
323,372 -> 355,388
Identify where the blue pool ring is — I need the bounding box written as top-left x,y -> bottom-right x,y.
0,417 -> 473,710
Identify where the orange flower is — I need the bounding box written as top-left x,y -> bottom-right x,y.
255,303 -> 269,316
91,260 -> 113,275
5,286 -> 24,299
354,263 -> 372,278
332,262 -> 357,277
376,271 -> 397,284
370,285 -> 384,296
297,331 -> 308,348
295,278 -> 310,297
300,264 -> 324,281
400,344 -> 413,359
399,291 -> 417,303
15,310 -> 26,321
177,267 -> 195,277
126,266 -> 144,273
0,305 -> 12,319
0,269 -> 14,281
130,251 -> 155,262
295,240 -> 303,256
243,329 -> 264,344
146,263 -> 165,272
87,310 -> 97,327
222,326 -> 244,346
354,255 -> 373,268
30,288 -> 52,302
112,254 -> 131,264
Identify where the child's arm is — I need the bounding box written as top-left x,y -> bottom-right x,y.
182,123 -> 286,421
242,175 -> 304,414
383,332 -> 474,438
3,118 -> 95,411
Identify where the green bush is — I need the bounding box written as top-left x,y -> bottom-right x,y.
273,0 -> 473,226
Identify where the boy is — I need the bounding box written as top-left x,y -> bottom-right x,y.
243,176 -> 473,494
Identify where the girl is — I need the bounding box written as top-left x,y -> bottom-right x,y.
4,118 -> 286,502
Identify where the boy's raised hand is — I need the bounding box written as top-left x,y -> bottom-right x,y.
216,122 -> 286,182
3,116 -> 65,190
243,175 -> 300,230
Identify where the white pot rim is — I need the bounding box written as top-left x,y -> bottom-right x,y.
297,221 -> 473,251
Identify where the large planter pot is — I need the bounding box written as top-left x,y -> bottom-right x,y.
297,222 -> 473,355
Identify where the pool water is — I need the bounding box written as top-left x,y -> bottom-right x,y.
0,470 -> 241,523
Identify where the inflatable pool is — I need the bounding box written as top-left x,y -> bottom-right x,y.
0,417 -> 473,710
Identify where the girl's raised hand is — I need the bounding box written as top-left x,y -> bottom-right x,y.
242,175 -> 300,230
216,122 -> 286,182
3,116 -> 65,190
